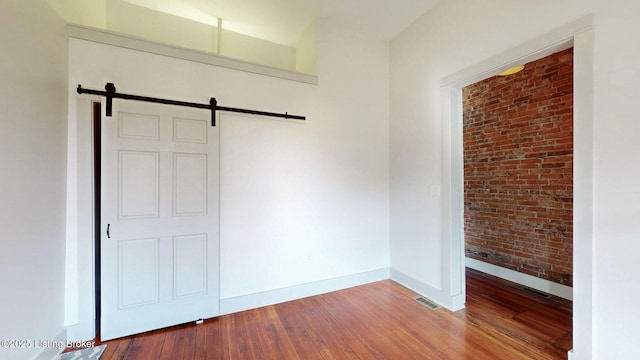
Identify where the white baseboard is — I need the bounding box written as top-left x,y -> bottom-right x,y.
390,268 -> 465,311
32,327 -> 66,360
466,257 -> 573,300
568,349 -> 574,360
220,268 -> 390,315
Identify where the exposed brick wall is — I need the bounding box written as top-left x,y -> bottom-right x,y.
462,48 -> 573,286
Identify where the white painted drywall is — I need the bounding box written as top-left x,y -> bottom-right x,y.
0,1 -> 68,359
295,21 -> 317,75
390,0 -> 640,358
66,20 -> 389,339
107,0 -> 299,71
591,1 -> 640,358
220,27 -> 296,71
51,0 -> 305,74
106,0 -> 217,54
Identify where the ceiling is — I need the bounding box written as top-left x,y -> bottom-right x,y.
122,0 -> 442,46
300,0 -> 442,42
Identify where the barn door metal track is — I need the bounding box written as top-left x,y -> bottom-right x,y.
77,82 -> 306,127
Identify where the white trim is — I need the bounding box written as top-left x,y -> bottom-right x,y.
466,258 -> 573,300
571,28 -> 595,360
390,268 -> 465,311
67,25 -> 318,85
64,98 -> 97,343
441,15 -> 593,88
219,268 -> 390,315
568,349 -> 574,360
32,328 -> 66,360
440,14 -> 594,358
440,86 -> 466,305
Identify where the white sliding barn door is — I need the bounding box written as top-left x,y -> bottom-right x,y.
100,101 -> 219,340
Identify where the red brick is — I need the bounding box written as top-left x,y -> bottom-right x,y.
463,48 -> 573,287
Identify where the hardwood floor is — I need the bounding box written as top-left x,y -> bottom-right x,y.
87,269 -> 572,359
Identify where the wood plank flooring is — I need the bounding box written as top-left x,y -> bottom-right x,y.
85,269 -> 572,359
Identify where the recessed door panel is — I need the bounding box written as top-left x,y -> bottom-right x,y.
118,238 -> 159,308
173,153 -> 207,216
119,112 -> 159,140
173,234 -> 208,298
174,118 -> 207,144
119,151 -> 159,219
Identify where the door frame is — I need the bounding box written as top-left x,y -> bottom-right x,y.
439,15 -> 594,358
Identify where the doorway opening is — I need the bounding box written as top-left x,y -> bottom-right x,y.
462,48 -> 574,298
461,48 -> 575,352
439,16 -> 594,357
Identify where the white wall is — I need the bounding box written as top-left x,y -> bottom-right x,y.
295,21 -> 317,75
0,1 -> 68,360
106,0 -> 216,54
220,28 -> 296,71
50,0 -> 306,74
390,0 -> 640,358
107,0 -> 299,71
591,1 -> 640,358
66,20 -> 389,339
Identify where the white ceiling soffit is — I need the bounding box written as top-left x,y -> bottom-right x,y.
123,0 -> 441,46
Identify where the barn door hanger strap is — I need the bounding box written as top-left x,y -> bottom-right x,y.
76,82 -> 306,127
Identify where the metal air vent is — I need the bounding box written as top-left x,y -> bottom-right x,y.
413,296 -> 441,310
